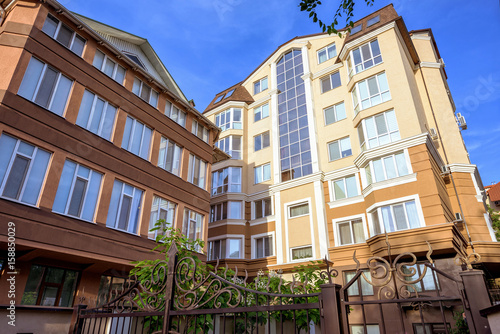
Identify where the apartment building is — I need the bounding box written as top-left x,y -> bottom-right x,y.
203,5 -> 500,283
0,0 -> 218,331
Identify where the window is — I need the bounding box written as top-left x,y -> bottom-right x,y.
351,324 -> 380,334
188,155 -> 207,188
123,52 -> 145,70
254,163 -> 271,184
291,246 -> 313,260
211,167 -> 241,195
158,137 -> 182,176
254,197 -> 272,219
132,77 -> 159,107
344,270 -> 373,296
367,15 -> 380,27
225,89 -> 235,98
192,120 -> 209,143
210,201 -> 242,222
121,116 -> 152,160
365,152 -> 409,184
413,323 -> 449,334
254,103 -> 269,122
332,175 -> 359,201
254,77 -> 268,94
215,108 -> 242,131
106,180 -> 143,234
208,238 -> 241,260
183,209 -> 203,248
52,160 -> 102,222
42,14 -> 86,56
328,137 -> 352,161
352,72 -> 390,114
402,263 -> 439,292
358,110 -> 399,151
370,200 -> 421,236
324,102 -> 346,125
347,39 -> 382,79
164,101 -> 186,127
97,276 -> 131,306
321,71 -> 341,93
21,265 -> 78,307
214,94 -> 224,104
255,235 -> 273,258
337,219 -> 365,246
254,131 -> 270,151
0,134 -> 51,206
18,57 -> 73,116
289,202 -> 309,218
148,195 -> 176,240
93,49 -> 126,84
216,136 -> 241,159
317,43 -> 337,64
350,24 -> 362,35
76,89 -> 117,141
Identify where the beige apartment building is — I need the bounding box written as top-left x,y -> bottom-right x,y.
203,5 -> 500,283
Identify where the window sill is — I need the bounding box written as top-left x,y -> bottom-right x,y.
0,196 -> 40,209
328,154 -> 353,163
250,215 -> 275,225
106,225 -> 141,237
346,61 -> 384,90
208,219 -> 246,228
328,195 -> 364,209
52,211 -> 97,224
362,173 -> 417,197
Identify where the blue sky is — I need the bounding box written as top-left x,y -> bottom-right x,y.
62,0 -> 500,186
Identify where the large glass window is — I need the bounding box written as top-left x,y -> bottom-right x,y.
42,14 -> 86,56
321,71 -> 341,93
148,195 -> 176,240
370,200 -> 421,236
52,160 -> 102,222
76,89 -> 117,141
121,116 -> 152,160
402,263 -> 439,292
215,108 -> 242,131
18,57 -> 73,116
21,265 -> 78,307
158,137 -> 182,176
254,131 -> 270,152
352,72 -> 390,114
254,197 -> 272,219
254,77 -> 268,94
324,102 -> 346,126
332,175 -> 358,201
254,163 -> 271,184
106,180 -> 143,234
347,39 -> 382,79
164,101 -> 186,127
93,50 -> 126,84
358,110 -> 400,151
289,203 -> 309,218
254,103 -> 269,122
132,77 -> 159,107
291,246 -> 313,260
255,235 -> 273,258
337,219 -> 365,246
351,324 -> 380,334
211,167 -> 241,195
97,276 -> 130,306
192,120 -> 209,143
277,49 -> 312,181
0,134 -> 51,206
188,155 -> 207,189
216,136 -> 241,159
344,270 -> 373,296
365,152 -> 409,184
208,238 -> 242,260
210,201 -> 242,222
317,43 -> 337,64
328,137 -> 352,161
183,209 -> 203,249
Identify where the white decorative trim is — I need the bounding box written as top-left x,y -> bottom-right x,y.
301,72 -> 313,81
208,220 -> 246,229
247,189 -> 273,202
204,101 -> 248,118
210,192 -> 247,202
470,170 -> 485,203
270,63 -> 281,185
339,22 -> 396,60
274,192 -> 283,263
332,213 -> 369,247
324,165 -> 359,182
312,63 -> 343,80
251,231 -> 276,259
483,213 -> 498,242
362,173 -> 417,197
327,171 -> 362,203
410,35 -> 431,41
366,194 -> 422,213
284,197 -> 315,263
420,61 -> 442,69
248,95 -> 272,109
314,180 -> 329,257
270,172 -> 323,192
448,163 -> 477,174
328,195 -> 365,209
249,216 -> 275,226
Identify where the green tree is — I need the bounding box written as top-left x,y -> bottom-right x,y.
487,205 -> 500,241
299,0 -> 375,35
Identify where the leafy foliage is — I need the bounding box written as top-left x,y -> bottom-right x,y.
449,311 -> 470,334
487,205 -> 500,241
299,0 -> 375,35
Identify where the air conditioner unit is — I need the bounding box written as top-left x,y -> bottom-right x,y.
455,212 -> 463,222
429,128 -> 438,140
458,115 -> 467,130
440,165 -> 451,175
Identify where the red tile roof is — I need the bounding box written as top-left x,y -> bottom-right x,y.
486,182 -> 500,202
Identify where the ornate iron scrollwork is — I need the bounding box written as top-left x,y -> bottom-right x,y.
454,241 -> 481,270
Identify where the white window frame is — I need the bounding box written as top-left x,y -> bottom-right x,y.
254,77 -> 268,94
332,214 -> 368,247
52,160 -> 103,222
158,136 -> 182,176
192,120 -> 210,143
323,101 -> 347,126
288,202 -> 309,219
331,174 -> 360,201
93,49 -> 126,84
188,154 -> 207,189
106,180 -> 143,234
352,72 -> 390,114
251,232 -> 275,259
365,150 -> 412,185
42,13 -> 86,56
344,270 -> 374,296
254,131 -> 270,152
164,101 -> 187,127
346,39 -> 382,79
18,57 -> 74,116
207,236 -> 244,260
290,245 -> 314,262
317,43 -> 337,64
132,77 -> 159,107
183,208 -> 204,251
358,109 -> 400,151
320,71 -> 341,93
121,116 -> 152,160
254,103 -> 269,122
210,201 -> 242,222
216,135 -> 241,159
148,195 -> 176,240
327,137 -> 352,162
211,167 -> 242,195
254,163 -> 271,184
253,197 -> 273,220
76,89 -> 117,141
367,195 -> 425,237
215,108 -> 242,131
